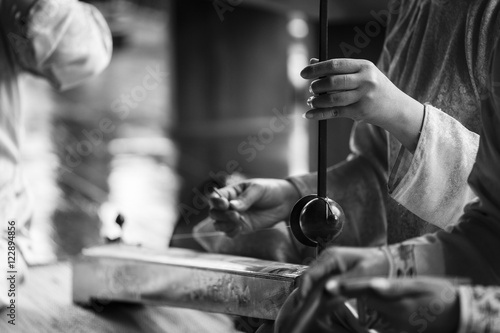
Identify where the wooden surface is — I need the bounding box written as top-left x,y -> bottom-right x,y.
0,263 -> 237,333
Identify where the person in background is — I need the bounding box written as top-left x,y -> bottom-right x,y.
273,30 -> 500,332
208,0 -> 498,255
0,0 -> 112,308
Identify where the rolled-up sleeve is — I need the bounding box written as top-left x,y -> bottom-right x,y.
388,104 -> 479,228
12,0 -> 112,90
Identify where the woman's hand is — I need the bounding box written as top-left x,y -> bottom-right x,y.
301,58 -> 424,153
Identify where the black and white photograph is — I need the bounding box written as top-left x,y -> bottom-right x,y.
1,0 -> 500,332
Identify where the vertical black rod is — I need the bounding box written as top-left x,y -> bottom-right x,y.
318,0 -> 328,198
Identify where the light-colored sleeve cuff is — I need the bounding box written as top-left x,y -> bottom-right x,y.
456,286 -> 500,333
388,104 -> 478,228
457,286 -> 473,333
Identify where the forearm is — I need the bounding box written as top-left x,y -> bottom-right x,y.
376,94 -> 424,154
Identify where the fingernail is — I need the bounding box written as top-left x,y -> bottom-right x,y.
370,278 -> 391,290
324,279 -> 340,295
303,112 -> 314,119
306,97 -> 314,109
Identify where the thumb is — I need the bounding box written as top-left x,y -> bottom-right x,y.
229,183 -> 263,212
310,58 -> 319,64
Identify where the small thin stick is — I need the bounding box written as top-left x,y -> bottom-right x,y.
171,225 -> 292,241
171,232 -> 225,240
212,187 -> 251,228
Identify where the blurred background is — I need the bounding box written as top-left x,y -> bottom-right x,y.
21,0 -> 388,263
11,0 -> 388,330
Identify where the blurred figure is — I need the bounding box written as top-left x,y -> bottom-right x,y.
0,0 -> 111,308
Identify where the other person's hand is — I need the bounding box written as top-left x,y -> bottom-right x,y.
208,178 -> 300,237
